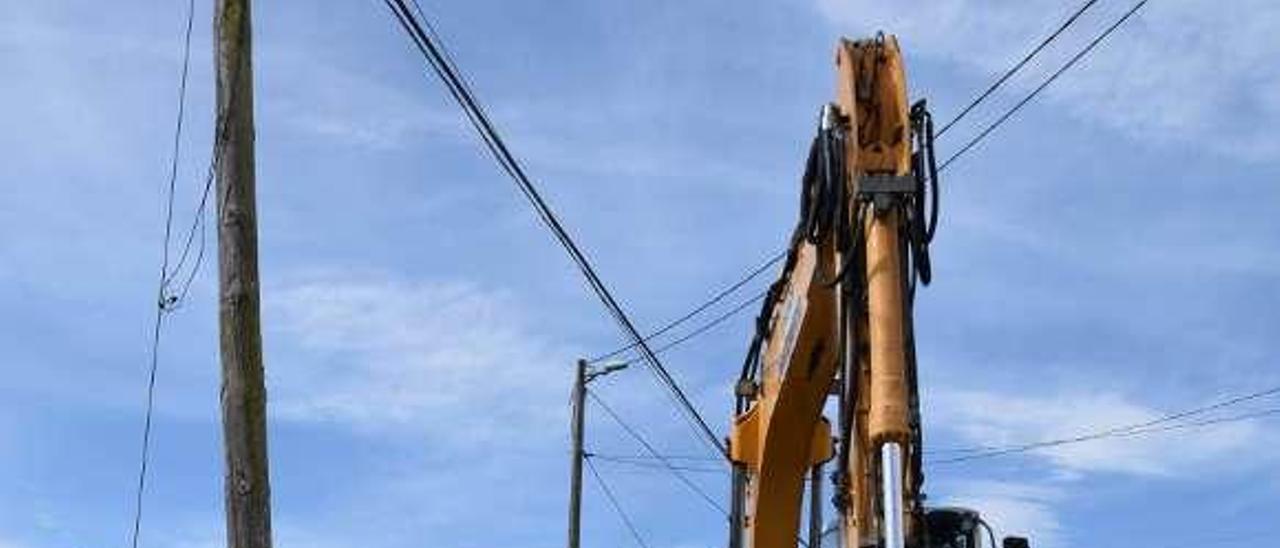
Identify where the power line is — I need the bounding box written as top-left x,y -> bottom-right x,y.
577,2 -> 1113,362
584,456 -> 653,548
621,289 -> 768,367
932,406 -> 1280,465
565,2 -> 1126,373
589,454 -> 727,463
162,3 -> 253,309
587,390 -> 728,516
935,0 -> 1102,137
938,0 -> 1150,172
930,384 -> 1280,465
575,3 -> 1145,374
379,0 -> 725,458
589,453 -> 728,475
131,0 -> 196,546
590,250 -> 785,364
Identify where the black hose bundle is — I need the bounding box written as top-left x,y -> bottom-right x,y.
908,99 -> 941,287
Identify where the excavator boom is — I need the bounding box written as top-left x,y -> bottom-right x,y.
728,35 -> 997,548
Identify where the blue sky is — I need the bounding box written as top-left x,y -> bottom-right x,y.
2,1 -> 1279,547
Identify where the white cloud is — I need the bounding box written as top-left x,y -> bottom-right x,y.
930,388 -> 1261,476
926,385 -> 1278,548
267,273 -> 576,446
936,480 -> 1064,548
265,52 -> 464,150
817,0 -> 1280,159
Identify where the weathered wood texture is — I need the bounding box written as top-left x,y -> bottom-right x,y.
215,1 -> 273,547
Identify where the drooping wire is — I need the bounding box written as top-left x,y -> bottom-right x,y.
407,0 -> 476,97
380,0 -> 725,457
589,453 -> 728,463
929,384 -> 1280,465
589,453 -> 728,475
131,0 -> 196,546
935,0 -> 1102,137
930,406 -> 1280,462
938,0 -> 1150,173
584,456 -> 653,548
620,289 -> 768,367
163,2 -> 254,308
132,1 -> 252,544
587,390 -> 728,516
590,250 -> 785,364
585,2 -> 1144,366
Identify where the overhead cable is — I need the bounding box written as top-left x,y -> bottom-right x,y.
584,456 -> 653,548
576,2 -> 1146,368
590,250 -> 785,364
589,453 -> 728,475
930,384 -> 1280,465
620,289 -> 769,367
131,1 -> 197,546
379,0 -> 725,457
939,0 -> 1150,172
588,390 -> 728,516
935,0 -> 1102,137
589,453 -> 728,463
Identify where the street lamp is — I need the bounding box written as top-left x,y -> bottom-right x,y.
567,357 -> 630,548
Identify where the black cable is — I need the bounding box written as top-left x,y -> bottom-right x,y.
164,0 -> 255,309
929,406 -> 1280,457
977,518 -> 999,548
587,390 -> 728,516
576,0 -> 1112,378
590,454 -> 727,475
1100,406 -> 1280,438
588,402 -> 815,548
380,0 -> 726,458
590,250 -> 785,364
603,0 -> 1129,354
935,0 -> 1103,137
621,289 -> 768,367
589,453 -> 728,463
939,0 -> 1150,173
930,384 -> 1280,465
907,100 -> 939,287
407,0 -> 478,104
131,1 -> 195,546
584,456 -> 653,548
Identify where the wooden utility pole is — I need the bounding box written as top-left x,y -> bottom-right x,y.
215,1 -> 273,547
566,358 -> 627,548
567,359 -> 587,548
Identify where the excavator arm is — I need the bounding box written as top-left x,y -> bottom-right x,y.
728,35 -> 1003,548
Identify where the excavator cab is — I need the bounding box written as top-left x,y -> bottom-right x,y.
925,508 -> 1030,548
925,508 -> 981,548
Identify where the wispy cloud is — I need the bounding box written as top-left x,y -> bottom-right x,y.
935,480 -> 1064,548
816,0 -> 1280,159
267,272 -> 577,445
930,388 -> 1265,476
926,387 -> 1276,548
264,52 -> 465,150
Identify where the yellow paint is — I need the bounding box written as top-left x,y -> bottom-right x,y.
730,35 -> 917,548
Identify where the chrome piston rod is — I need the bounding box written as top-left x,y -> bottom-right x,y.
881,442 -> 905,548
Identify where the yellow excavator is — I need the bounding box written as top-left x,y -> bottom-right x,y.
727,35 -> 1031,548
